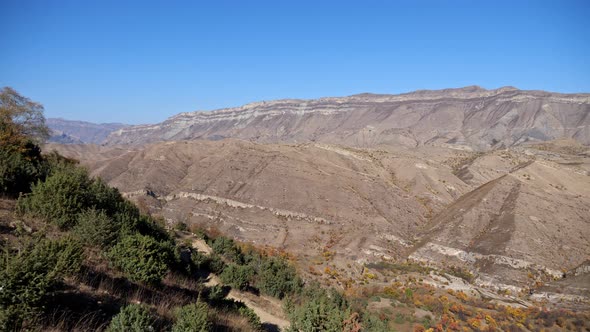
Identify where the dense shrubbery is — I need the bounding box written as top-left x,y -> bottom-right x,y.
107,304 -> 155,332
284,285 -> 351,332
16,164 -> 141,232
0,236 -> 84,330
108,233 -> 174,284
255,256 -> 302,299
205,284 -> 228,302
172,302 -> 212,332
14,152 -> 175,284
181,249 -> 227,277
209,236 -> 244,264
361,312 -> 390,331
219,263 -> 255,290
0,142 -> 47,196
16,164 -> 175,283
206,254 -> 227,275
74,208 -> 120,248
17,166 -> 93,228
190,250 -> 211,270
205,234 -> 351,329
207,235 -> 303,299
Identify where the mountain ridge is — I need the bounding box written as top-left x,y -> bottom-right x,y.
104,86 -> 590,149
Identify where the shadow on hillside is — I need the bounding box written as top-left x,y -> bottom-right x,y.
0,223 -> 13,234
41,264 -> 278,331
262,323 -> 281,332
41,265 -> 205,330
79,265 -> 203,305
43,288 -> 122,331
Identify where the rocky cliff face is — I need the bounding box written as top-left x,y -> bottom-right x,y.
105,86 -> 590,150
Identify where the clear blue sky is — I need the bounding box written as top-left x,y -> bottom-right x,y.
1,0 -> 588,124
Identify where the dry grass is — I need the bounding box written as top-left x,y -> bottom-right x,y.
213,311 -> 260,332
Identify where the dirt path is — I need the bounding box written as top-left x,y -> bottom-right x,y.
187,235 -> 290,331
192,238 -> 213,255
228,290 -> 290,330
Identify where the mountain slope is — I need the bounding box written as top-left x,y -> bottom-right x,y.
105,87 -> 590,150
410,158 -> 590,291
48,141 -> 438,259
47,118 -> 128,144
47,139 -> 590,298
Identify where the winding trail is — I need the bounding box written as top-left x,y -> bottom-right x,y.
185,235 -> 291,331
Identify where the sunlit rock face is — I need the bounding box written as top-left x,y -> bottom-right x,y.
105,86 -> 590,150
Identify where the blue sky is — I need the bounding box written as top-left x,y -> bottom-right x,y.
1,0 -> 588,124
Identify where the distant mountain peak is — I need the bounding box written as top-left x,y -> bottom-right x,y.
47,118 -> 129,144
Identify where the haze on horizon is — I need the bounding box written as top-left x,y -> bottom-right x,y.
1,0 -> 589,124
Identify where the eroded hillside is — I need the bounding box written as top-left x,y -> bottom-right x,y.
47,138 -> 590,309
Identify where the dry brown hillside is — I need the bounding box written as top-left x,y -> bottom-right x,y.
47,138 -> 590,309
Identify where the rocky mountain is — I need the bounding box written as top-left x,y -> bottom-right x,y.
105,86 -> 590,150
47,138 -> 590,305
47,118 -> 128,144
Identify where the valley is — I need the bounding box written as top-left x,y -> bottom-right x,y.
47,135 -> 590,311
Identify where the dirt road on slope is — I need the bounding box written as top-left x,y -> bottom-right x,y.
188,236 -> 290,331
